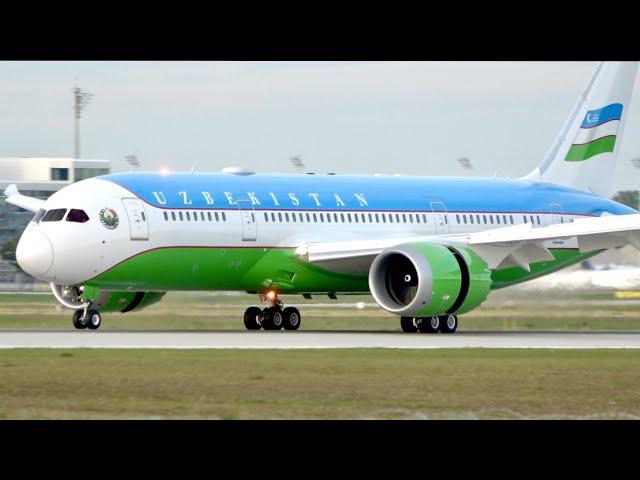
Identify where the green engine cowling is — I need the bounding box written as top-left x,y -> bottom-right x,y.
368,242 -> 492,317
81,286 -> 166,313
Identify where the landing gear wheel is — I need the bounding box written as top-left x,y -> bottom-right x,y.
282,307 -> 301,330
439,315 -> 458,334
86,310 -> 101,330
243,307 -> 262,330
400,317 -> 418,333
262,307 -> 284,330
72,309 -> 87,330
418,316 -> 440,334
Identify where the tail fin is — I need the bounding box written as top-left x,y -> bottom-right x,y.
524,62 -> 638,197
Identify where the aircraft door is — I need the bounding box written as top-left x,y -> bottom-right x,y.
236,198 -> 257,241
430,201 -> 450,235
121,198 -> 149,240
549,203 -> 563,225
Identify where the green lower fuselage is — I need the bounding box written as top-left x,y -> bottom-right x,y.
86,246 -> 600,294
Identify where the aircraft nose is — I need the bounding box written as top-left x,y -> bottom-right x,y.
16,230 -> 54,278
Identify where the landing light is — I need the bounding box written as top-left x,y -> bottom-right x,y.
159,167 -> 171,176
266,290 -> 277,300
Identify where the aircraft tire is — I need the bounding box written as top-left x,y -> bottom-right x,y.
282,307 -> 301,330
418,316 -> 440,334
400,317 -> 418,333
243,307 -> 262,330
72,309 -> 87,330
439,315 -> 458,334
86,310 -> 101,330
262,307 -> 284,330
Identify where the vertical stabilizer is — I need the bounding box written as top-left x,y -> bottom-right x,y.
524,62 -> 638,197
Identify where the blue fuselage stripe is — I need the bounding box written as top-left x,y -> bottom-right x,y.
101,172 -> 636,218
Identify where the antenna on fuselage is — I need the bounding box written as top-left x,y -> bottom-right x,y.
125,154 -> 140,172
290,155 -> 305,173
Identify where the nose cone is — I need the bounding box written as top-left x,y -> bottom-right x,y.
16,230 -> 54,278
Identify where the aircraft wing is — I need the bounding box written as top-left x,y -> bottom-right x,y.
295,213 -> 640,273
3,184 -> 45,213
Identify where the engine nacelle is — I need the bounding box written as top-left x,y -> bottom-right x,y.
368,242 -> 491,317
51,283 -> 165,313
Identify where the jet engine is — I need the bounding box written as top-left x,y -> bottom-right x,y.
368,243 -> 492,317
50,283 -> 165,313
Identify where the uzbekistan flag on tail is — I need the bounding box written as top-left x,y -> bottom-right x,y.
565,103 -> 623,162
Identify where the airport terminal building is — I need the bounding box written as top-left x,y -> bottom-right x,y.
0,157 -> 111,285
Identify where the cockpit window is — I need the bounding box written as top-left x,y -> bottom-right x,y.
41,209 -> 67,222
32,209 -> 46,223
66,209 -> 90,223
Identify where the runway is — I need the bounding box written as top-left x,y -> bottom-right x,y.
1,330 -> 640,349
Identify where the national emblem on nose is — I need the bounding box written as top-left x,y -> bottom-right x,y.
99,208 -> 119,229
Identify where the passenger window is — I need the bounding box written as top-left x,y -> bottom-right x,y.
42,209 -> 67,222
141,212 -> 146,221
319,213 -> 323,222
186,212 -> 191,221
172,212 -> 177,221
200,212 -> 205,221
313,213 -> 317,222
264,212 -> 269,222
483,215 -> 487,224
285,213 -> 289,222
208,212 -> 212,221
278,212 -> 283,222
334,213 -> 338,223
470,215 -> 474,224
354,214 -> 359,223
33,209 -> 46,223
293,213 -> 297,223
416,214 -> 420,224
307,213 -> 311,223
496,215 -> 500,224
193,212 -> 198,221
389,214 -> 393,224
163,212 -> 168,221
396,214 -> 400,223
179,212 -> 184,221
222,212 -> 226,221
368,213 -> 373,223
66,209 -> 89,223
300,213 -> 305,223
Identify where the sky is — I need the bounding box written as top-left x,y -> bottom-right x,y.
1,61 -> 640,192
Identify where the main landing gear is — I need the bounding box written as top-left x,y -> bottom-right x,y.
400,315 -> 458,334
72,306 -> 102,330
243,292 -> 301,331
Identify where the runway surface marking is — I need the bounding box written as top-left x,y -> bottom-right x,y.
1,330 -> 640,349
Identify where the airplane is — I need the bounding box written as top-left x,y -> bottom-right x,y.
5,61 -> 640,333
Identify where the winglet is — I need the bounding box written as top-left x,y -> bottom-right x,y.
3,184 -> 46,213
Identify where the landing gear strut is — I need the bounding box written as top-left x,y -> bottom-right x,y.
400,315 -> 458,334
243,292 -> 302,331
72,306 -> 102,330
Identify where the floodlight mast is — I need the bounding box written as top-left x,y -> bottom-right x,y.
73,85 -> 93,159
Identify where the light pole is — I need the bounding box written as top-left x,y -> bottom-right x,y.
290,155 -> 305,173
73,85 -> 93,159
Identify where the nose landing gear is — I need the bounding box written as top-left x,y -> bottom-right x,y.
243,291 -> 302,331
72,307 -> 102,330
